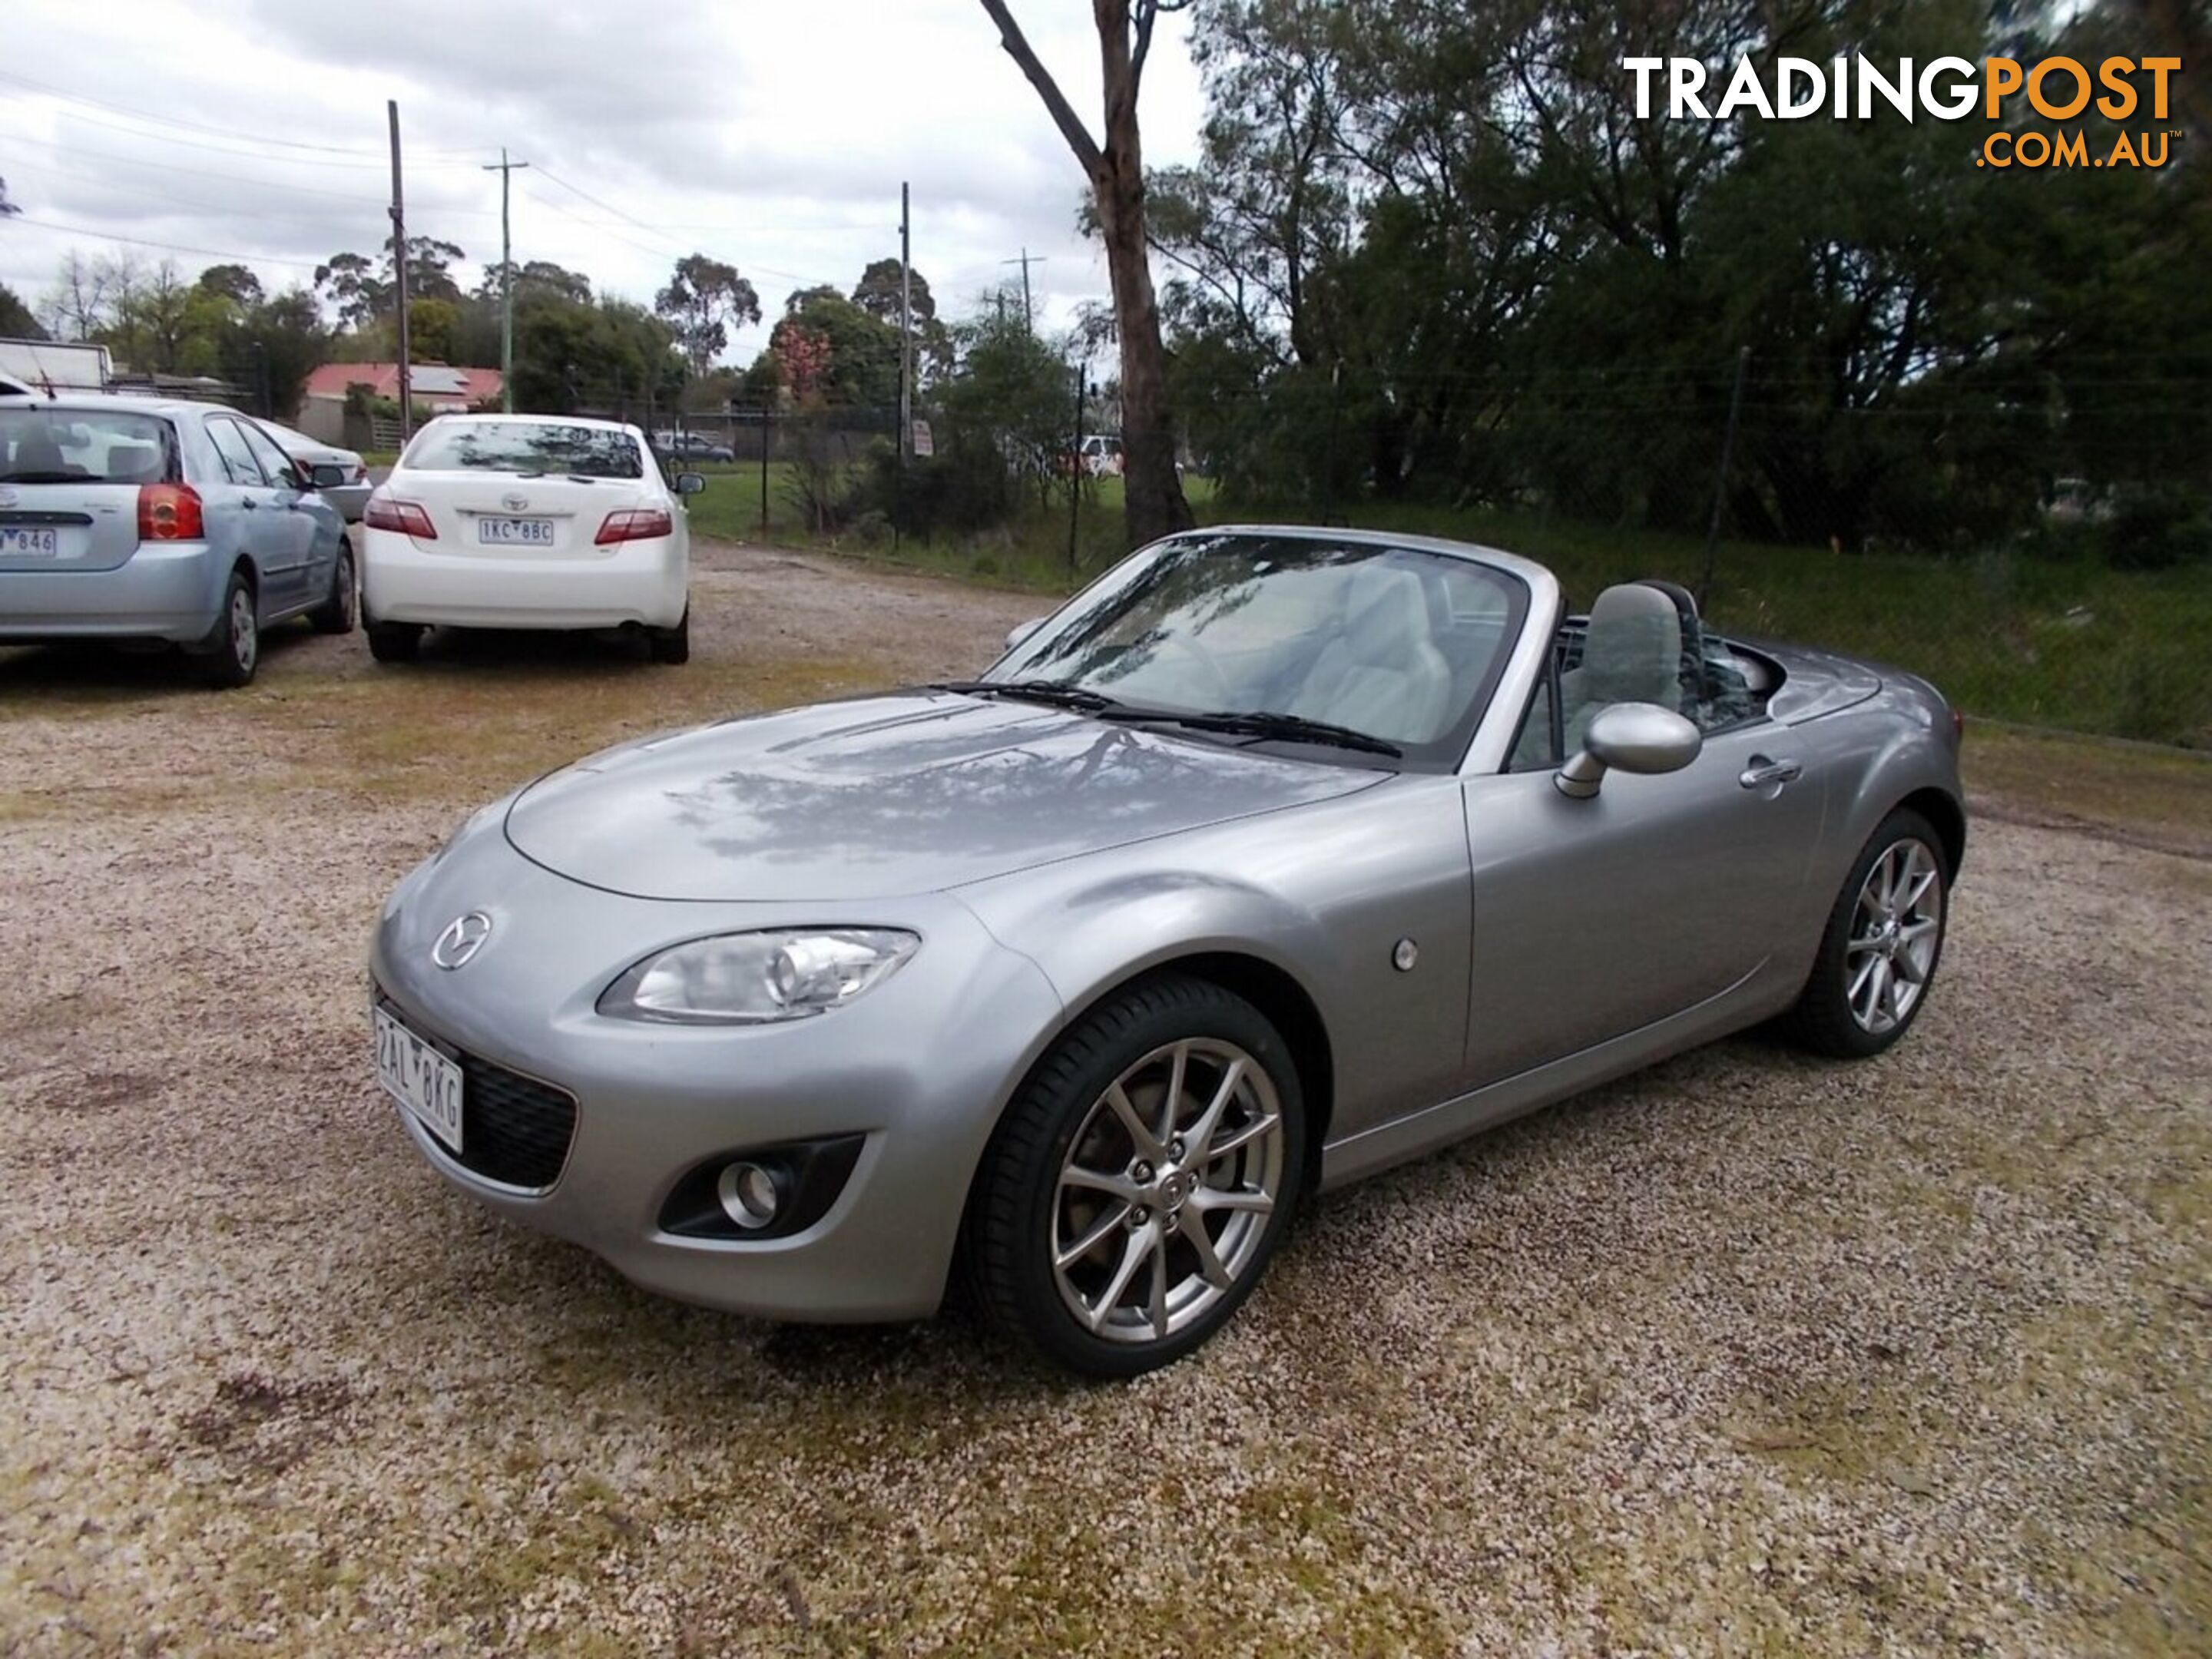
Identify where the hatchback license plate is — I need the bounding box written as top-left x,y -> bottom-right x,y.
478,517 -> 555,547
0,527 -> 61,558
374,1005 -> 464,1153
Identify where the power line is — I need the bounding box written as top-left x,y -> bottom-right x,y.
0,127 -> 392,204
5,215 -> 326,270
0,71 -> 492,160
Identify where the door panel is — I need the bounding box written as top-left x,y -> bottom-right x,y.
237,421 -> 318,609
1459,721 -> 1826,1087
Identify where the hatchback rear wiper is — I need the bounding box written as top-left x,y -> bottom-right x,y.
0,471 -> 84,485
1138,709 -> 1403,758
926,678 -> 1120,713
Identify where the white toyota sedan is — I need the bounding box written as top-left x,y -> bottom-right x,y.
359,414 -> 700,664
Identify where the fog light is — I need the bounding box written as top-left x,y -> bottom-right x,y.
717,1161 -> 782,1230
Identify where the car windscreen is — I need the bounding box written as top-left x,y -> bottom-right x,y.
992,531 -> 1529,769
0,407 -> 176,485
403,421 -> 643,479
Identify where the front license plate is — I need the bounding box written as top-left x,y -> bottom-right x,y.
374,1006 -> 464,1153
0,527 -> 61,558
477,517 -> 555,547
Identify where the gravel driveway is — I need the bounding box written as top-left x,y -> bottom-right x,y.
2,545 -> 2207,1656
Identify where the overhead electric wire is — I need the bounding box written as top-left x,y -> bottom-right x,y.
0,70 -> 492,160
6,215 -> 326,270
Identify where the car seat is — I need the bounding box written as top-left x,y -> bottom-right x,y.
1286,565 -> 1454,744
7,427 -> 70,478
1558,582 -> 1686,752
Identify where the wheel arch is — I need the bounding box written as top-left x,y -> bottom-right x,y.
1898,784 -> 1966,879
999,949 -> 1336,1196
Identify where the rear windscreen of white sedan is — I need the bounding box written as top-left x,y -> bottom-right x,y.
1,408 -> 175,484
404,422 -> 644,480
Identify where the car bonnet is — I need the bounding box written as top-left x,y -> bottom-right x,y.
502,690 -> 1386,902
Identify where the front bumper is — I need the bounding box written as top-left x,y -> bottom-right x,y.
370,822 -> 1064,1322
0,541 -> 223,644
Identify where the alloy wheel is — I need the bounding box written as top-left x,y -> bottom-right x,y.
230,588 -> 257,674
1051,1038 -> 1285,1344
1844,837 -> 1942,1035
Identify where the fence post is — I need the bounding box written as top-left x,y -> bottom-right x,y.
1069,361 -> 1085,575
759,406 -> 770,540
1700,346 -> 1750,609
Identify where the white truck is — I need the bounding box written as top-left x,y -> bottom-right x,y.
0,338 -> 113,398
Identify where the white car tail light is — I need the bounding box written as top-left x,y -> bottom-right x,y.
366,496 -> 439,539
595,508 -> 673,546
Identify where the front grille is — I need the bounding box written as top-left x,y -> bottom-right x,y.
456,1053 -> 578,1189
377,989 -> 578,1190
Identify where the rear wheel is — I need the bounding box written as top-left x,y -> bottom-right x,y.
1785,809 -> 1949,1058
366,621 -> 422,664
649,606 -> 690,665
309,541 -> 356,634
965,975 -> 1304,1377
196,571 -> 259,689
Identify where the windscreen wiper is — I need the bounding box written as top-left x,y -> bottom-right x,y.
925,679 -> 1121,713
1136,709 -> 1404,758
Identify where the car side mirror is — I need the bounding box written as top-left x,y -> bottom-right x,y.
1555,703 -> 1702,799
1005,616 -> 1047,653
308,462 -> 348,489
675,472 -> 707,496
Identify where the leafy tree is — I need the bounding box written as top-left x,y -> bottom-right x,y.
852,258 -> 935,326
0,283 -> 45,339
39,250 -> 128,341
315,237 -> 466,333
654,253 -> 762,375
764,286 -> 902,407
475,259 -> 593,309
511,295 -> 683,416
195,264 -> 264,308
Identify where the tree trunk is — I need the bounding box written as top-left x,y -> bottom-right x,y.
1092,0 -> 1194,547
980,0 -> 1195,549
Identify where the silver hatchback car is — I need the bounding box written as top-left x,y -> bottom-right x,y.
0,395 -> 356,687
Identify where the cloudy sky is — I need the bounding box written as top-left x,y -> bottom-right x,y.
0,0 -> 1207,362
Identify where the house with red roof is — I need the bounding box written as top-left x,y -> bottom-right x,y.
293,362 -> 504,444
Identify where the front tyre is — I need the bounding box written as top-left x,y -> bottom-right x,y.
309,541 -> 356,634
966,975 -> 1305,1378
1786,809 -> 1950,1059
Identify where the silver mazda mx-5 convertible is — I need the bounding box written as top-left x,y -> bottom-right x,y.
372,526 -> 1964,1376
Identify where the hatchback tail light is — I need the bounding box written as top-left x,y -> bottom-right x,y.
365,495 -> 438,539
137,483 -> 204,541
595,508 -> 673,546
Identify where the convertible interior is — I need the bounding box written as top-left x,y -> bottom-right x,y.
1078,548 -> 1779,763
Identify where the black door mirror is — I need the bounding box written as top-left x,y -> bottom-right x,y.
308,462 -> 349,490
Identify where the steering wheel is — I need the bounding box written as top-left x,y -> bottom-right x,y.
1146,633 -> 1233,705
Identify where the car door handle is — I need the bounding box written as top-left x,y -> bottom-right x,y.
1740,756 -> 1803,790
240,497 -> 259,511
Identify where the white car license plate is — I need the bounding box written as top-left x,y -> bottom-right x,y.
478,517 -> 555,547
374,1005 -> 465,1153
0,527 -> 61,558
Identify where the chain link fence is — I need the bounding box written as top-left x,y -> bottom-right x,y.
540,373 -> 2210,751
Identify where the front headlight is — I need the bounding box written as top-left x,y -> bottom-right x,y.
598,929 -> 919,1025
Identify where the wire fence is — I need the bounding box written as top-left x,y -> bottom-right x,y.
540,377 -> 2210,752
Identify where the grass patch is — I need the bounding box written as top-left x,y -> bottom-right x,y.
1962,724 -> 2212,849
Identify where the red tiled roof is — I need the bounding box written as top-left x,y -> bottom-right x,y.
301,363 -> 503,405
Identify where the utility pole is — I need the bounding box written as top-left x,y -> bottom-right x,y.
482,147 -> 530,413
1068,359 -> 1085,572
1002,248 -> 1043,333
899,181 -> 912,461
1699,346 -> 1751,609
388,99 -> 412,445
